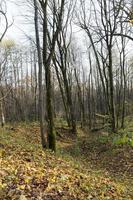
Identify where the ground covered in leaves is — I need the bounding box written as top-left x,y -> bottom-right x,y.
0,122 -> 133,199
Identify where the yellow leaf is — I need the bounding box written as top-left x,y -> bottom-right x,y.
17,185 -> 25,190
19,194 -> 27,200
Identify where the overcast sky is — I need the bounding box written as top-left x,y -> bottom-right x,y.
4,0 -> 34,43
2,0 -> 133,63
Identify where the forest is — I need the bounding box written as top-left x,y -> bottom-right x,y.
0,0 -> 133,199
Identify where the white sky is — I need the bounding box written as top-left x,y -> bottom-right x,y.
2,0 -> 133,63
4,0 -> 34,43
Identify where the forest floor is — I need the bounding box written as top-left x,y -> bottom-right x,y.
0,120 -> 133,200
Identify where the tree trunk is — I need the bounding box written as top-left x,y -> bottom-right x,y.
34,0 -> 46,148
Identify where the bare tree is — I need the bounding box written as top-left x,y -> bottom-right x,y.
38,0 -> 65,151
34,0 -> 47,148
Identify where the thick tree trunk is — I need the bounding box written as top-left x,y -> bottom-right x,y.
108,46 -> 116,132
45,64 -> 56,151
34,0 -> 46,148
42,0 -> 56,151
